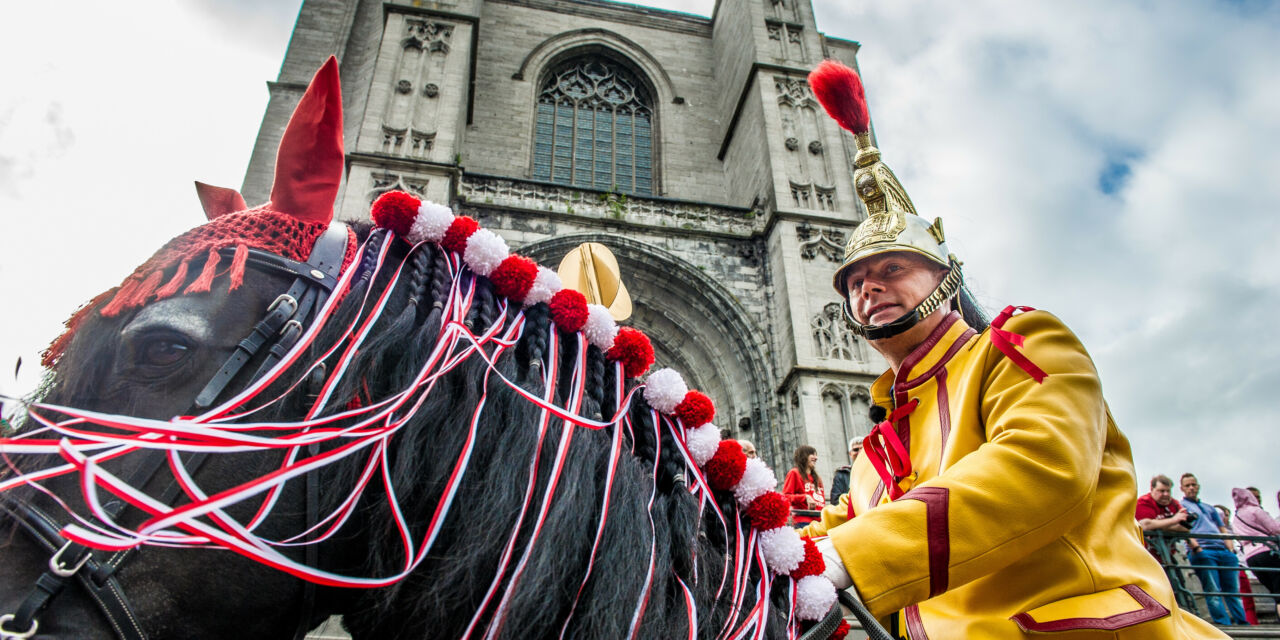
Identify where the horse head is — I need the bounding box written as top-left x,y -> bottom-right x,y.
1,56 -> 360,640
1,57 -> 845,640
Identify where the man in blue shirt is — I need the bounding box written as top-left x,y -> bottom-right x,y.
1180,473 -> 1249,625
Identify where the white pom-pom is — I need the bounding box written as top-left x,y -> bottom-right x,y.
644,368 -> 687,414
685,423 -> 721,467
523,267 -> 562,307
733,458 -> 777,507
462,229 -> 508,276
758,526 -> 805,575
583,304 -> 618,350
409,200 -> 454,244
794,575 -> 838,621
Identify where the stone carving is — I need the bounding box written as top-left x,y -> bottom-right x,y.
369,172 -> 428,201
458,175 -> 760,236
777,75 -> 834,204
812,302 -> 863,362
422,83 -> 439,98
790,182 -> 812,209
775,77 -> 813,105
796,221 -> 846,262
404,19 -> 453,54
767,23 -> 783,41
410,130 -> 435,157
382,125 -> 407,155
396,80 -> 412,94
814,185 -> 836,211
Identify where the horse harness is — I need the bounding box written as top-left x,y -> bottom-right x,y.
1,222 -> 350,640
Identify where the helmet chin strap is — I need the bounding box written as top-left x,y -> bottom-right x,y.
843,259 -> 965,342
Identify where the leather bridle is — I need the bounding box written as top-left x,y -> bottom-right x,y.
1,221 -> 350,640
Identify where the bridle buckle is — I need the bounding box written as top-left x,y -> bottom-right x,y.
0,614 -> 38,640
48,540 -> 91,578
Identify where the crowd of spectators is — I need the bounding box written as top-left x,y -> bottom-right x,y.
1137,472 -> 1280,626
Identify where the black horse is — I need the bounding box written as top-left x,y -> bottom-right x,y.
0,60 -> 845,640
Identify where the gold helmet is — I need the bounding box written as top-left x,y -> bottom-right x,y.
809,60 -> 964,340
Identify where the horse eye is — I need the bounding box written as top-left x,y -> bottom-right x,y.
139,338 -> 191,368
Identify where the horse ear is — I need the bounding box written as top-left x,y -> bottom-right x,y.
268,56 -> 343,226
194,181 -> 248,219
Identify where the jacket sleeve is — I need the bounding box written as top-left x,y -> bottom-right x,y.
827,311 -> 1108,617
799,492 -> 853,539
782,468 -> 808,508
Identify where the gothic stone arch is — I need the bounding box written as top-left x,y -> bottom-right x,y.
521,233 -> 774,456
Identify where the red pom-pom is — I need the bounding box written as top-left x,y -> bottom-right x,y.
370,190 -> 421,237
704,440 -> 747,491
440,216 -> 479,253
605,327 -> 655,378
490,255 -> 539,301
549,289 -> 589,333
830,620 -> 851,640
745,492 -> 790,531
807,60 -> 869,135
674,391 -> 715,428
790,537 -> 825,579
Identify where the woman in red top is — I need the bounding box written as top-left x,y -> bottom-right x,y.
782,445 -> 824,527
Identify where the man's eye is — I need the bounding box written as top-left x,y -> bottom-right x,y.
139,338 -> 191,368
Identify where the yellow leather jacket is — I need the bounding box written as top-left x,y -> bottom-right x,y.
801,310 -> 1224,638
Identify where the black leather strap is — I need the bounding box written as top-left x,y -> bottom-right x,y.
1,498 -> 146,640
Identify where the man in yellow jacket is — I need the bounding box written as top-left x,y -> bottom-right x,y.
801,60 -> 1226,639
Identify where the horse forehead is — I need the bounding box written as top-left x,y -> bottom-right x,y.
123,285 -> 268,342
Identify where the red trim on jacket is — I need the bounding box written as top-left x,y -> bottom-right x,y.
901,486 -> 950,598
1010,584 -> 1170,632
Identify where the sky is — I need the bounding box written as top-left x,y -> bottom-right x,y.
2,1 -> 1278,513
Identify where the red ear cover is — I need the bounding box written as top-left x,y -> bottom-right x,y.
807,59 -> 870,135
269,56 -> 344,226
194,181 -> 248,219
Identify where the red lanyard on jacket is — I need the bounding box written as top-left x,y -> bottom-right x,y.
864,398 -> 919,500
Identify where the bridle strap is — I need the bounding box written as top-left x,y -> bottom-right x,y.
193,222 -> 349,410
1,497 -> 146,640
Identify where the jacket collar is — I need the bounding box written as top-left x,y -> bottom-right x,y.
872,311 -> 977,404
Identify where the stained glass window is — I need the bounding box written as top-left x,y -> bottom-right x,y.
533,57 -> 653,196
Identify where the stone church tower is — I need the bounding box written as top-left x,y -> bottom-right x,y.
244,0 -> 886,483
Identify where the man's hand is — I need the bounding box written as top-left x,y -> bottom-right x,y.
1172,508 -> 1188,524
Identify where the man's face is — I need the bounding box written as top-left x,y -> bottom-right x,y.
1181,476 -> 1200,500
849,443 -> 862,465
740,442 -> 756,459
843,252 -> 948,326
1151,481 -> 1173,506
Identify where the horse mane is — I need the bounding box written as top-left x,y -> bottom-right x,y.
250,225 -> 791,638
6,218 -> 800,639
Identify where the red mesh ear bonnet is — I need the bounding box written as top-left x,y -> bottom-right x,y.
43,57 -> 355,367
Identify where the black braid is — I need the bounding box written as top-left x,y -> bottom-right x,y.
584,345 -> 606,421
515,303 -> 550,386
421,246 -> 454,341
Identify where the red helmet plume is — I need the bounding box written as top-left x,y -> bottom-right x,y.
807,59 -> 870,135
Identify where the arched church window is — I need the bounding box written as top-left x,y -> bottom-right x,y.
533,56 -> 654,196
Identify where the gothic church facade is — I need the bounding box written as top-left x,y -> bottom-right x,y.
244,0 -> 885,482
